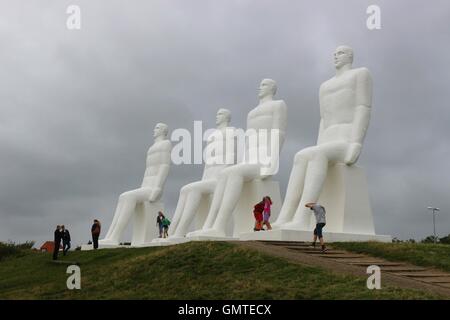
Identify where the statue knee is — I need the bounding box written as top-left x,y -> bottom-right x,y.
295,149 -> 314,163
119,191 -> 134,202
295,147 -> 324,164
119,192 -> 128,201
180,185 -> 190,194
218,167 -> 233,180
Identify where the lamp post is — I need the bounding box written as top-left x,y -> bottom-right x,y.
427,207 -> 440,243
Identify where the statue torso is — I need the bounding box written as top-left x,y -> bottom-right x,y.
202,127 -> 236,181
142,140 -> 171,187
319,68 -> 364,143
245,100 -> 287,161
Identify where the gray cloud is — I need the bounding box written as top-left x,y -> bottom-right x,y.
1,0 -> 449,246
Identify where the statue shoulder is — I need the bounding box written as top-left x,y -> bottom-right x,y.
273,99 -> 287,111
153,139 -> 172,152
224,126 -> 237,133
354,67 -> 372,79
319,78 -> 333,92
161,139 -> 172,150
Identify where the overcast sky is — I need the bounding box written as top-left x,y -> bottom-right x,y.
1,0 -> 449,247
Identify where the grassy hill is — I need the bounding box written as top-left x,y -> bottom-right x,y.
332,242 -> 450,272
0,241 -> 443,299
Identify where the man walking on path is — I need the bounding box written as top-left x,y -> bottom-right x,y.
61,225 -> 71,255
305,203 -> 327,252
91,219 -> 101,249
53,225 -> 62,260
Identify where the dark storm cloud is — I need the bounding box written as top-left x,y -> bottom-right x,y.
1,0 -> 449,246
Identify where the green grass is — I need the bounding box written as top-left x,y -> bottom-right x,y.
332,242 -> 450,272
0,241 -> 443,299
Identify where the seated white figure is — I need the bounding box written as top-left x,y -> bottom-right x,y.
100,123 -> 172,245
187,79 -> 288,238
273,45 -> 372,231
153,109 -> 237,242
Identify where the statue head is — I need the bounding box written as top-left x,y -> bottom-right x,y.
216,108 -> 231,126
153,123 -> 168,138
334,45 -> 353,69
258,78 -> 277,100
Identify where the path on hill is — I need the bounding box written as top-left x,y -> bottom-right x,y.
236,241 -> 450,298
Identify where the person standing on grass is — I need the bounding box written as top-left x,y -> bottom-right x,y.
61,225 -> 71,255
53,225 -> 62,260
156,211 -> 165,238
305,203 -> 327,252
91,219 -> 101,249
262,196 -> 272,230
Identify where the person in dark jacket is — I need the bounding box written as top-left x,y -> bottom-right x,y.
61,225 -> 71,255
53,225 -> 62,260
156,212 -> 165,238
91,219 -> 101,249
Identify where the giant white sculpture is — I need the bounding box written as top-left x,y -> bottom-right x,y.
152,109 -> 236,243
99,123 -> 172,246
187,79 -> 287,239
254,45 -> 390,241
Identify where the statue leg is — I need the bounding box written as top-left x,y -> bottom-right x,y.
106,188 -> 150,244
202,176 -> 227,229
198,164 -> 259,237
281,143 -> 347,230
273,154 -> 309,227
173,192 -> 203,237
186,177 -> 227,238
211,174 -> 244,234
103,197 -> 125,240
167,189 -> 188,236
291,154 -> 328,228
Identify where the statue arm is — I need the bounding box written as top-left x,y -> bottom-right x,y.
270,100 -> 287,148
316,119 -> 325,145
149,163 -> 170,201
149,143 -> 172,201
317,83 -> 326,145
345,68 -> 373,165
261,101 -> 287,178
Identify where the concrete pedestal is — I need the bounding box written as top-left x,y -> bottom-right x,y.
186,178 -> 282,241
241,164 -> 391,242
231,178 -> 282,237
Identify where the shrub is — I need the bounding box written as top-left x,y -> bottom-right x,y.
0,241 -> 35,261
421,235 -> 439,244
439,234 -> 450,244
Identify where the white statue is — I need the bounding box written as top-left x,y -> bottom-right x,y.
154,109 -> 236,242
100,123 -> 172,245
187,79 -> 287,238
273,45 -> 372,231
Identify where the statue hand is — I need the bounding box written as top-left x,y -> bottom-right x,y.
345,143 -> 362,165
148,188 -> 162,202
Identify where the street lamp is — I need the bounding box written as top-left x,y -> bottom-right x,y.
427,207 -> 440,243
